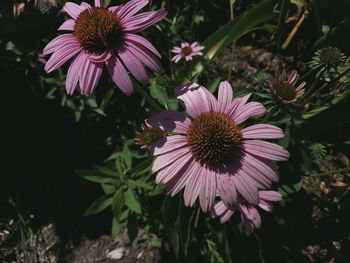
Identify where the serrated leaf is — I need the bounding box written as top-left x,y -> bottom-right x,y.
124,189 -> 142,214
84,194 -> 113,216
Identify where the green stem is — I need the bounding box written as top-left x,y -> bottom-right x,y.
194,207 -> 201,228
276,0 -> 289,48
134,83 -> 163,112
311,166 -> 350,177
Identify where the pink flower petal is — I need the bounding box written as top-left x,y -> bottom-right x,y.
44,42 -> 82,73
241,124 -> 284,139
123,9 -> 167,33
166,158 -> 196,196
58,19 -> 75,31
155,152 -> 192,184
213,202 -> 234,223
233,102 -> 266,124
106,56 -> 134,95
184,162 -> 204,207
217,175 -> 238,208
118,48 -> 148,85
216,81 -> 233,113
199,169 -> 217,212
63,2 -> 83,19
177,82 -> 217,118
243,153 -> 279,182
150,135 -> 188,156
66,51 -> 85,95
243,140 -> 290,161
89,51 -> 112,63
43,34 -> 77,55
258,199 -> 273,212
232,175 -> 259,205
152,147 -> 191,173
124,33 -> 161,57
259,190 -> 283,202
78,55 -> 103,95
118,0 -> 149,21
228,94 -> 251,117
125,42 -> 162,73
148,110 -> 191,134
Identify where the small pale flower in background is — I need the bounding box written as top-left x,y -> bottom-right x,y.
43,0 -> 166,95
147,81 -> 289,213
268,70 -> 306,104
213,190 -> 282,233
171,42 -> 204,63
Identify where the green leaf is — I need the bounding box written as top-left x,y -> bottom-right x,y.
122,144 -> 132,170
150,79 -> 169,107
111,217 -> 125,237
84,194 -> 113,216
92,165 -> 118,177
124,189 -> 142,214
167,228 -> 180,259
76,169 -> 117,184
112,187 -> 125,221
207,77 -> 221,93
128,179 -> 153,190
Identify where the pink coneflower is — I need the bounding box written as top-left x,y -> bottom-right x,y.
147,81 -> 289,212
268,70 -> 306,104
171,42 -> 204,63
213,190 -> 282,233
43,0 -> 166,95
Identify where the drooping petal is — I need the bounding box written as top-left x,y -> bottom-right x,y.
43,34 -> 77,55
78,56 -> 103,95
58,19 -> 75,31
152,147 -> 191,173
177,82 -> 217,118
217,175 -> 238,208
89,51 -> 112,63
259,190 -> 283,202
243,140 -> 290,161
118,48 -> 148,85
148,110 -> 191,134
150,135 -> 188,156
199,168 -> 216,212
123,9 -> 167,33
183,162 -> 204,207
106,56 -> 134,95
44,42 -> 82,73
213,202 -> 235,224
66,51 -> 85,95
155,151 -> 192,184
124,33 -> 161,57
241,124 -> 284,139
125,42 -> 162,73
243,153 -> 279,182
166,158 -> 196,196
258,199 -> 273,212
216,81 -> 233,113
232,175 -> 259,205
